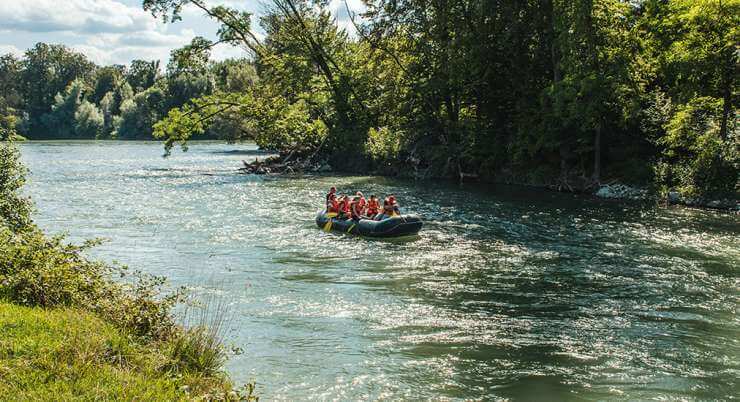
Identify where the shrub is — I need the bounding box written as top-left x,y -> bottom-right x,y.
0,143 -> 33,231
365,126 -> 401,165
0,226 -> 180,340
74,100 -> 105,138
655,97 -> 738,198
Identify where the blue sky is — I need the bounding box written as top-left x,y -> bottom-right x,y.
0,0 -> 362,67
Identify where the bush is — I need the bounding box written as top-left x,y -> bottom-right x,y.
114,86 -> 167,139
0,112 -> 25,141
0,227 -> 180,339
365,126 -> 401,165
0,143 -> 33,231
74,100 -> 105,138
655,97 -> 738,198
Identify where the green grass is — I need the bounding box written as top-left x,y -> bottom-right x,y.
0,302 -> 214,401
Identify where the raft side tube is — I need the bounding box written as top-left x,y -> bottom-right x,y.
315,211 -> 422,238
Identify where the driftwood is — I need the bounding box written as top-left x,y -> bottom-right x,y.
238,155 -> 331,175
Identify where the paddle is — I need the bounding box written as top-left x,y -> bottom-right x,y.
323,212 -> 337,232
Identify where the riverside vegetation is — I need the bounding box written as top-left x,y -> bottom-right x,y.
0,0 -> 737,205
0,142 -> 257,400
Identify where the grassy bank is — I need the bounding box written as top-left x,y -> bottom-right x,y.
0,302 -> 209,400
0,142 -> 256,400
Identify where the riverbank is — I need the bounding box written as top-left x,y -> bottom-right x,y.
0,142 -> 255,401
235,152 -> 738,212
0,302 -> 223,400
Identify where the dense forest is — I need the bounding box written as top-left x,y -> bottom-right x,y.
0,0 -> 737,201
0,43 -> 254,141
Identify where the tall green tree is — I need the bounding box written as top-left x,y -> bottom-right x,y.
20,43 -> 95,137
91,65 -> 126,105
126,59 -> 161,93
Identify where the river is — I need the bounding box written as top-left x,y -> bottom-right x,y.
19,141 -> 739,400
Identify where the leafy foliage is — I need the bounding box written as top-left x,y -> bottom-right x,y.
0,0 -> 737,200
655,97 -> 737,197
0,144 -> 32,231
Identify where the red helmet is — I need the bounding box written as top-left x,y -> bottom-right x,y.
388,196 -> 396,203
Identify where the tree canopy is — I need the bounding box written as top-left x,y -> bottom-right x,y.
0,0 -> 736,199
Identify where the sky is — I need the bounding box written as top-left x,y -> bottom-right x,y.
0,0 -> 362,67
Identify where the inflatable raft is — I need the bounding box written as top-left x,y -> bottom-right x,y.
315,211 -> 423,238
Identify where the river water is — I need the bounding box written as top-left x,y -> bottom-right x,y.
19,141 -> 739,400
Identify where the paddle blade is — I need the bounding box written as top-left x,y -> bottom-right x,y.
323,219 -> 333,232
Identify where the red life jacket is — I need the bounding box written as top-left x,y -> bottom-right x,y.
338,199 -> 350,214
367,199 -> 379,215
327,198 -> 339,213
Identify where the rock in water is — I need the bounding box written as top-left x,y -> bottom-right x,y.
595,184 -> 649,200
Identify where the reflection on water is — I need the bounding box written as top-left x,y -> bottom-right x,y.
20,141 -> 739,400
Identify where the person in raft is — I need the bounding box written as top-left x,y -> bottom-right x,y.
355,192 -> 366,215
324,188 -> 399,220
338,195 -> 352,219
350,196 -> 364,220
374,196 -> 396,221
388,195 -> 400,215
326,192 -> 339,214
325,186 -> 337,210
365,195 -> 380,218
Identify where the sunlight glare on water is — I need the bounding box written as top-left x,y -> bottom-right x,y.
20,141 -> 739,400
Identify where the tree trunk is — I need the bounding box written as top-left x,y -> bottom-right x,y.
592,123 -> 601,184
719,74 -> 732,141
546,0 -> 561,83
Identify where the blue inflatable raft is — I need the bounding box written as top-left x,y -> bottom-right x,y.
315,211 -> 423,237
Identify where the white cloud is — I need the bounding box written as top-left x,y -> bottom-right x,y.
118,29 -> 196,47
73,28 -> 198,66
0,0 -> 361,66
0,0 -> 156,34
0,44 -> 23,57
0,0 -> 206,66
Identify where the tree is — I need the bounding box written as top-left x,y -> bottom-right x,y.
114,86 -> 167,140
210,59 -> 258,92
0,54 -> 23,112
126,59 -> 161,93
92,65 -> 126,105
41,79 -> 86,138
74,100 -> 104,139
662,0 -> 738,141
99,91 -> 116,138
527,0 -> 644,186
0,54 -> 24,141
641,0 -> 739,198
144,0 -> 370,163
168,37 -> 213,75
166,72 -> 214,110
20,43 -> 95,137
141,0 -> 736,200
